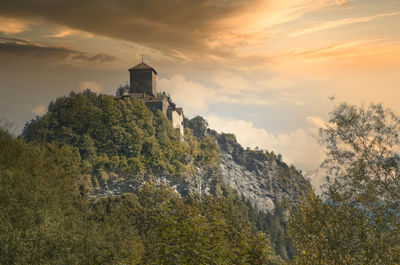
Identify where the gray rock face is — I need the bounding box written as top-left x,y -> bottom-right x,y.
93,132 -> 310,213
216,134 -> 310,212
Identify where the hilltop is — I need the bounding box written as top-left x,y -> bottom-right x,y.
21,90 -> 310,260
23,90 -> 309,212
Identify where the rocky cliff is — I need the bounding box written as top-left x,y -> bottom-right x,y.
23,92 -> 309,214
217,134 -> 309,212
94,121 -> 310,213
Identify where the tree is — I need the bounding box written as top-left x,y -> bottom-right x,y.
288,103 -> 400,264
0,129 -> 144,264
116,84 -> 129,96
322,103 -> 400,204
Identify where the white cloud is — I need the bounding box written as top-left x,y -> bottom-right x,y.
160,75 -> 216,115
306,115 -> 327,130
77,81 -> 103,93
160,74 -> 308,117
31,105 -> 46,116
210,71 -> 254,93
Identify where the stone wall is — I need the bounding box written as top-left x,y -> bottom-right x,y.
145,97 -> 169,116
129,69 -> 156,96
168,108 -> 184,137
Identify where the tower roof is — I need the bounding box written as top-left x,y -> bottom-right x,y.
128,62 -> 157,74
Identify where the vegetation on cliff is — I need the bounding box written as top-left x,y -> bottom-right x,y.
2,90 -> 296,264
7,90 -> 398,264
22,90 -> 220,186
1,127 -> 286,264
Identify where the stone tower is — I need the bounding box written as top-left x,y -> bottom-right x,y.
128,60 -> 158,96
122,60 -> 185,138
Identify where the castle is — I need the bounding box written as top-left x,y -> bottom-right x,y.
117,60 -> 184,136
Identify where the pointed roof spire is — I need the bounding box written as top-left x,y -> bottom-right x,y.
129,56 -> 158,74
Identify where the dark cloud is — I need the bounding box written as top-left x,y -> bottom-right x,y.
0,38 -> 118,63
0,0 -> 258,57
73,53 -> 118,62
0,37 -> 32,44
0,41 -> 77,61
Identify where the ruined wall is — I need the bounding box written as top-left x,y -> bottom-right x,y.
145,97 -> 169,116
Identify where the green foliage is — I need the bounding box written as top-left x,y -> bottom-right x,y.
288,192 -> 400,265
0,129 -> 143,264
197,137 -> 220,166
321,103 -> 400,204
116,84 -> 129,96
184,116 -> 209,139
22,91 -> 189,177
243,198 -> 293,261
220,133 -> 237,144
94,183 -> 283,265
18,92 -> 305,263
288,103 -> 400,264
185,116 -> 307,261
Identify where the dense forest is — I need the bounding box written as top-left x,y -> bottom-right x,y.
1,90 -> 399,264
21,90 -> 307,261
2,91 -> 284,264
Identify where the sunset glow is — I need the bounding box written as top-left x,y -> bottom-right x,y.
1,0 -> 399,188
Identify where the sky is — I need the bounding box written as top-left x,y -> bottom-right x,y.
0,0 -> 399,189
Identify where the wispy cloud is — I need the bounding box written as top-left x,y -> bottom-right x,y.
0,16 -> 30,34
290,12 -> 400,37
335,0 -> 347,6
287,38 -> 400,63
47,28 -> 94,38
73,53 -> 118,62
0,0 -> 339,62
0,38 -> 118,64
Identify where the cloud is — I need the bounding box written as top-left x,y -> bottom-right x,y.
0,0 -> 336,62
0,37 -> 31,44
48,30 -> 72,38
77,81 -> 103,93
210,71 -> 255,93
47,28 -> 94,38
250,0 -> 332,28
290,12 -> 400,37
306,115 -> 326,129
0,40 -> 78,62
31,105 -> 46,116
73,53 -> 118,62
207,114 -> 325,169
335,0 -> 347,5
160,74 -> 307,116
0,38 -> 117,64
160,75 -> 216,115
279,38 -> 400,69
0,0 -> 255,56
0,16 -> 30,34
